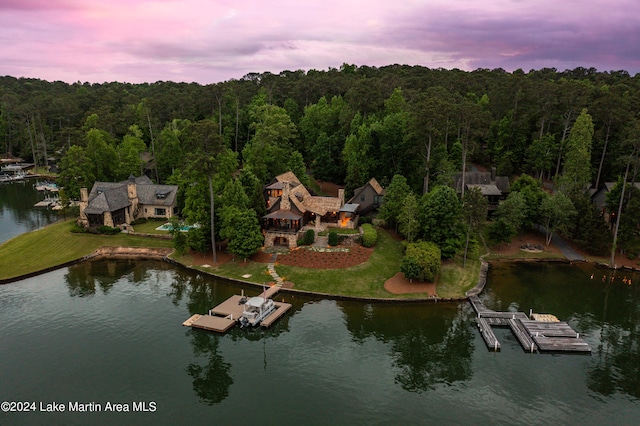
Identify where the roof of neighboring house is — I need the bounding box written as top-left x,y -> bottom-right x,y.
453,172 -> 510,194
347,178 -> 385,204
84,175 -> 177,215
466,184 -> 502,196
591,181 -> 640,209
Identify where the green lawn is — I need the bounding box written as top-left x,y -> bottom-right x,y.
130,219 -> 171,234
0,220 -> 173,281
274,228 -> 404,297
2,219 -> 486,299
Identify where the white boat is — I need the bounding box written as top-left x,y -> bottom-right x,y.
0,173 -> 12,183
238,296 -> 276,328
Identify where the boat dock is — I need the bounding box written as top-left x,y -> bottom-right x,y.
183,285 -> 291,333
469,295 -> 591,354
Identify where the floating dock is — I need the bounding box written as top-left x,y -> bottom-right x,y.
183,286 -> 291,333
469,295 -> 591,354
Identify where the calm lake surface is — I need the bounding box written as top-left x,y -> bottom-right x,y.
0,178 -> 58,244
1,259 -> 639,425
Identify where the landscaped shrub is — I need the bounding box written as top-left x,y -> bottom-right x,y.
98,225 -> 121,235
401,241 -> 441,282
328,231 -> 339,246
130,217 -> 147,225
359,216 -> 373,225
70,224 -> 86,233
303,229 -> 316,245
361,224 -> 377,247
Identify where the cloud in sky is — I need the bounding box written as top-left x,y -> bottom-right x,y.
0,0 -> 638,84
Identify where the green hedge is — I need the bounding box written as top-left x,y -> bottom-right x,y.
298,229 -> 315,246
328,231 -> 339,246
361,224 -> 378,247
400,241 -> 441,282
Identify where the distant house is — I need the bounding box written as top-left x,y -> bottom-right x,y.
78,175 -> 178,229
263,171 -> 358,248
591,181 -> 640,223
346,177 -> 385,215
453,168 -> 510,212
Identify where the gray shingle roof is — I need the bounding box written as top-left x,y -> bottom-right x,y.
85,176 -> 177,214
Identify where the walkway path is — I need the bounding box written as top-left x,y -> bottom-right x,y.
536,225 -> 585,262
267,253 -> 284,287
550,232 -> 584,261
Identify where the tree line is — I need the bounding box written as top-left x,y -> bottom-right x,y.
1,64 -> 639,261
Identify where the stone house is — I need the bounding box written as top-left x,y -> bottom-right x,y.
78,175 -> 178,229
263,171 -> 359,248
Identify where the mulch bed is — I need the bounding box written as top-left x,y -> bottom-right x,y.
272,245 -> 374,269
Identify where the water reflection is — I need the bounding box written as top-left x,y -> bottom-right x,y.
588,278 -> 640,398
488,262 -> 640,400
65,258 -> 156,296
186,331 -> 233,405
339,301 -> 475,392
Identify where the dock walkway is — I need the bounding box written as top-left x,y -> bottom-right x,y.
469,296 -> 590,354
183,285 -> 291,333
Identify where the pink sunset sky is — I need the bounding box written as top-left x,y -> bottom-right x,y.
1,0 -> 639,84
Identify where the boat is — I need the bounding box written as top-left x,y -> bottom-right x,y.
34,181 -> 59,192
0,170 -> 27,182
238,296 -> 276,328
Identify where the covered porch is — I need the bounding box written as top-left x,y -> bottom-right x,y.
263,209 -> 303,233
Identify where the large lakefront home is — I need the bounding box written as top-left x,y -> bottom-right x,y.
263,171 -> 370,248
78,175 -> 178,229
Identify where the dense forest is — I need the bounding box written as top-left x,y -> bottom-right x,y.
2,64 -> 639,260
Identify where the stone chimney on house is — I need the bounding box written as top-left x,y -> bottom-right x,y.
280,181 -> 291,210
338,188 -> 345,207
78,187 -> 89,227
127,175 -> 139,218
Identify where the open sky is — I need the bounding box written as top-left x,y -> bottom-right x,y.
1,0 -> 639,84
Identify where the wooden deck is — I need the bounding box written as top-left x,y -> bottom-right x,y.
468,296 -> 591,354
183,286 -> 290,333
260,302 -> 292,327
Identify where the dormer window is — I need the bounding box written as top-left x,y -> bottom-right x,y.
156,190 -> 170,200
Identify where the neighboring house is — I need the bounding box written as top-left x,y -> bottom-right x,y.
263,171 -> 358,248
453,168 -> 510,212
78,175 -> 178,228
346,177 -> 385,215
591,181 -> 640,223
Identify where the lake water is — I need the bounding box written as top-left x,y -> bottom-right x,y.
0,179 -> 58,244
1,259 -> 639,425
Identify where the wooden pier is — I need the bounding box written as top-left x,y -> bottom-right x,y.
183,285 -> 292,333
469,296 -> 590,354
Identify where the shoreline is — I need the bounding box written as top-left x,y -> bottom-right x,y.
4,244 -> 639,303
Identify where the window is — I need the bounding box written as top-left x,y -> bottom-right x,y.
360,193 -> 366,201
155,208 -> 167,216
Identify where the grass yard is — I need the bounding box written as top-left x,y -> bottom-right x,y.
130,219 -> 172,234
274,228 -> 403,297
0,220 -> 173,281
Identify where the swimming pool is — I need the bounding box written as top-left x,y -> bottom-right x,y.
155,222 -> 199,232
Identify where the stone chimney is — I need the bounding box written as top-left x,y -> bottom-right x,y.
77,187 -> 89,227
127,175 -> 139,218
280,181 -> 291,210
338,188 -> 345,207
